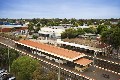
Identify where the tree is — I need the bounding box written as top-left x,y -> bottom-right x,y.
46,71 -> 58,80
32,35 -> 38,39
62,18 -> 69,24
117,21 -> 120,27
101,27 -> 120,58
76,28 -> 85,35
78,20 -> 84,26
11,56 -> 40,80
0,48 -> 19,68
96,25 -> 108,34
61,28 -> 86,39
61,32 -> 67,39
28,22 -> 34,34
32,68 -> 65,80
32,67 -> 47,80
61,28 -> 77,39
87,20 -> 93,25
11,27 -> 16,32
25,22 -> 34,39
83,27 -> 97,34
40,18 -> 48,26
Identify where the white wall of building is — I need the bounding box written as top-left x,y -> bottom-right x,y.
38,26 -> 65,38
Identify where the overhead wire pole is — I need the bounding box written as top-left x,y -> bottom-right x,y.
8,46 -> 10,72
93,50 -> 97,73
58,59 -> 60,80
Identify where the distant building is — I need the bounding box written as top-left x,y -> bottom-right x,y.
38,26 -> 71,38
60,24 -> 73,26
38,24 -> 97,39
110,21 -> 118,25
77,25 -> 90,29
0,24 -> 28,35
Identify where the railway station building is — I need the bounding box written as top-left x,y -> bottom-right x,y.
15,40 -> 93,72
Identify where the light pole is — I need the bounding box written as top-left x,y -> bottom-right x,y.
93,50 -> 98,72
8,47 -> 10,72
36,47 -> 37,54
58,59 -> 60,80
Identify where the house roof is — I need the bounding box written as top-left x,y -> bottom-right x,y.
17,40 -> 85,61
74,58 -> 93,66
0,27 -> 27,32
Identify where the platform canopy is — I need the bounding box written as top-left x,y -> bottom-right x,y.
74,58 -> 93,66
57,40 -> 101,52
15,40 -> 86,62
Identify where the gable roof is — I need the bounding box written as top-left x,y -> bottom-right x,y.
74,58 -> 93,66
16,40 -> 85,61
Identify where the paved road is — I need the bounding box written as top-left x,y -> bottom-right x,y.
82,66 -> 120,80
0,36 -> 120,80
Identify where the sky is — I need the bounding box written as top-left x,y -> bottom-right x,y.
0,0 -> 120,19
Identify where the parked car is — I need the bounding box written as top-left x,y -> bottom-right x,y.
8,77 -> 16,80
2,74 -> 12,80
0,69 -> 7,74
0,72 -> 8,78
0,72 -> 9,80
0,68 -> 15,80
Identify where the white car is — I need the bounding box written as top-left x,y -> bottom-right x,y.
8,77 -> 16,80
0,69 -> 7,74
0,72 -> 8,78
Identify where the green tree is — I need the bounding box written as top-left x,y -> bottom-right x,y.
117,21 -> 120,27
11,27 -> 16,32
46,71 -> 58,80
96,25 -> 108,34
61,28 -> 77,39
32,18 -> 38,24
101,27 -> 120,58
62,18 -> 69,24
32,35 -> 38,39
25,22 -> 34,39
32,67 -> 65,80
61,32 -> 67,39
40,18 -> 48,26
87,20 -> 93,25
83,27 -> 97,34
78,20 -> 84,26
28,22 -> 34,34
0,48 -> 19,68
76,28 -> 85,35
32,67 -> 47,80
11,56 -> 40,80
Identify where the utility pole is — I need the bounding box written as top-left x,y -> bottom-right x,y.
58,59 -> 60,80
8,47 -> 10,72
36,47 -> 37,54
93,51 -> 97,72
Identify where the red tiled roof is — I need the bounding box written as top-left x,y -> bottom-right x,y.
0,27 -> 27,32
0,28 -> 11,32
18,40 -> 83,59
74,58 -> 92,66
